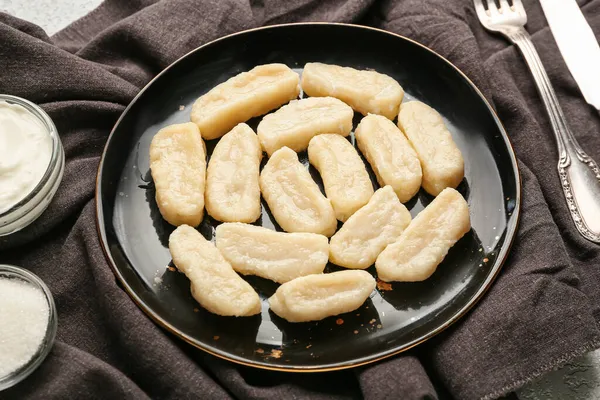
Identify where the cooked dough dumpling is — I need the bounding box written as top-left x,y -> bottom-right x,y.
190,64 -> 300,140
301,62 -> 404,120
308,134 -> 373,222
355,114 -> 422,203
215,223 -> 328,284
149,122 -> 206,227
205,123 -> 262,223
169,225 -> 261,316
397,101 -> 464,196
260,147 -> 337,236
330,186 -> 411,269
376,188 -> 470,282
257,97 -> 353,156
269,270 -> 376,322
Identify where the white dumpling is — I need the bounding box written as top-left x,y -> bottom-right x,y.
355,114 -> 422,203
215,223 -> 328,283
149,122 -> 206,227
260,147 -> 337,237
257,97 -> 353,156
191,64 -> 300,140
308,134 -> 374,222
397,101 -> 464,196
269,270 -> 376,322
329,186 -> 411,269
169,225 -> 261,316
205,123 -> 262,223
376,188 -> 471,282
301,62 -> 404,120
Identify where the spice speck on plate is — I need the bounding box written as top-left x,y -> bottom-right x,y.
376,279 -> 393,291
270,349 -> 283,358
0,277 -> 49,378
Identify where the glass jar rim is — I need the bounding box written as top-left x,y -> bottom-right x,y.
0,264 -> 58,391
0,95 -> 62,218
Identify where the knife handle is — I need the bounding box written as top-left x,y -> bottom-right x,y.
509,28 -> 600,243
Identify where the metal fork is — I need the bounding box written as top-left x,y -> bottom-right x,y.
474,0 -> 600,243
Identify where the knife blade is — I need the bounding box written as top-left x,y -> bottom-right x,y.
540,0 -> 600,111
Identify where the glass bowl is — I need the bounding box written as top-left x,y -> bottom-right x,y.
0,264 -> 57,391
0,95 -> 65,236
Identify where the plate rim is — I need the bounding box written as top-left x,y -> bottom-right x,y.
95,22 -> 522,372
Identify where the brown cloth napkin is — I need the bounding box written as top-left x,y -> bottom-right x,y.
2,0 -> 600,399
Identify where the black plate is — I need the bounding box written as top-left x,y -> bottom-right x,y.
96,23 -> 520,372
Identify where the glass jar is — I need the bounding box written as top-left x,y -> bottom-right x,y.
0,264 -> 58,391
0,95 -> 65,236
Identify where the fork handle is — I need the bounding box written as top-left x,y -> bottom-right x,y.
508,29 -> 600,243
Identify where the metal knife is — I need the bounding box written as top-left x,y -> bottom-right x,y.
540,0 -> 600,110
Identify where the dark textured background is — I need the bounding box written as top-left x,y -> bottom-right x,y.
1,1 -> 600,399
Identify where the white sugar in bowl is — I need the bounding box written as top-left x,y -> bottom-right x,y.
0,264 -> 57,391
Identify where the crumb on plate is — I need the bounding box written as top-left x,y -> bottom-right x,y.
377,279 -> 393,291
270,349 -> 283,359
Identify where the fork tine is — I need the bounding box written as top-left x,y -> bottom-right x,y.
499,0 -> 511,12
473,0 -> 489,20
486,0 -> 500,15
511,0 -> 527,19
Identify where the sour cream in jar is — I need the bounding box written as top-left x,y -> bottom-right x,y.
0,101 -> 53,214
